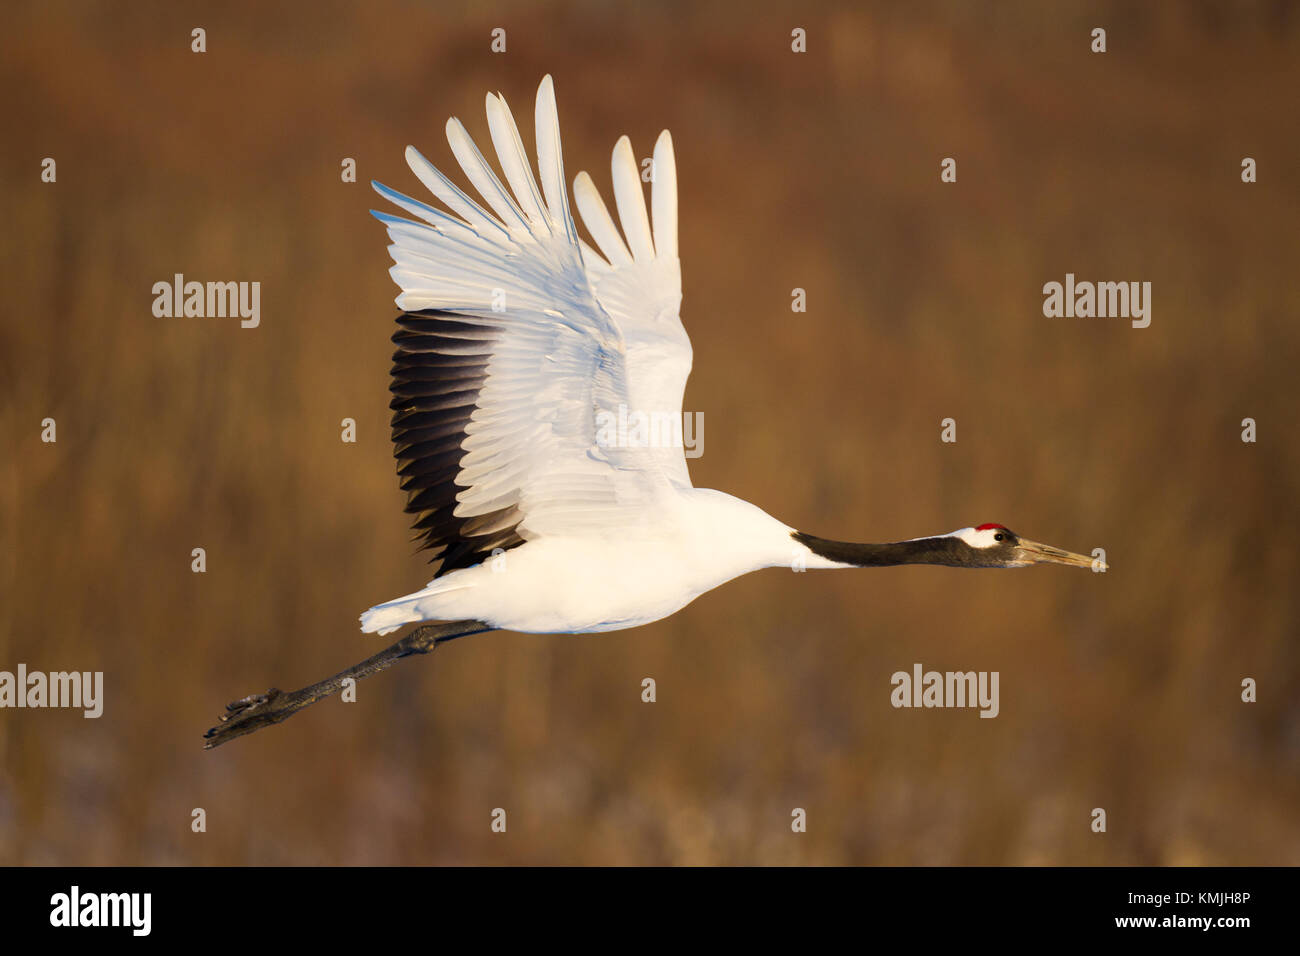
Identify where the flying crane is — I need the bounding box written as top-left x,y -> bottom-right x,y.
204,76 -> 1099,748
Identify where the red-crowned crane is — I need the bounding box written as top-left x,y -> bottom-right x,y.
204,75 -> 1100,748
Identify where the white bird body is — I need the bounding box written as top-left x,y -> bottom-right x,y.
363,489 -> 818,635
359,75 -> 1099,641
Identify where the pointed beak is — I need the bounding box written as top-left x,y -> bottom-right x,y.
1015,538 -> 1103,570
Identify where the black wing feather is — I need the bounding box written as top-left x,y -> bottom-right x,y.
389,309 -> 525,577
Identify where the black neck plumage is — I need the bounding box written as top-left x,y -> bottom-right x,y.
792,531 -> 974,568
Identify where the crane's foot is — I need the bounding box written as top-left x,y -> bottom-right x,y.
222,689 -> 283,718
203,688 -> 290,749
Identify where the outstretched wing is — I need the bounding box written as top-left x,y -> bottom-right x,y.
371,75 -> 690,577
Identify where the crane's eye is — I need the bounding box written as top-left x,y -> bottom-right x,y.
993,533 -> 1005,541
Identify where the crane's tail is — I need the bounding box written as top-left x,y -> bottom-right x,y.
359,601 -> 420,637
359,589 -> 435,636
359,581 -> 475,636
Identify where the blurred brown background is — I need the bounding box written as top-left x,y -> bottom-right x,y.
1,0 -> 1297,865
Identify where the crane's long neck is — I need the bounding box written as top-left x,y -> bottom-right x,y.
791,530 -> 973,568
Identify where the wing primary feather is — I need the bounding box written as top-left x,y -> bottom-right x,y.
534,75 -> 579,246
445,117 -> 533,234
574,170 -> 634,267
370,182 -> 491,250
402,147 -> 510,243
651,130 -> 678,258
485,92 -> 551,234
611,136 -> 655,263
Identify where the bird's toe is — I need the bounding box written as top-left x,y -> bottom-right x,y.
221,688 -> 282,721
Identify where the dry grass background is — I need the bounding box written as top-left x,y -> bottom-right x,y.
1,0 -> 1297,865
